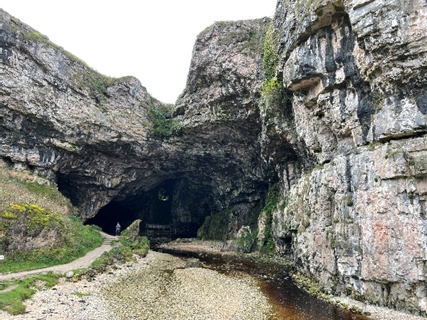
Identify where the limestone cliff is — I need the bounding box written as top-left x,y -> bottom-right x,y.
267,0 -> 427,314
1,0 -> 427,315
0,10 -> 269,237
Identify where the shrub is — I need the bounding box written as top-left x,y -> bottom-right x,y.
148,104 -> 181,137
92,235 -> 150,267
197,211 -> 229,241
262,78 -> 288,107
2,211 -> 17,219
263,21 -> 279,82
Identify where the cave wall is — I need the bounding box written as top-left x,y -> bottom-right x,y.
267,0 -> 427,313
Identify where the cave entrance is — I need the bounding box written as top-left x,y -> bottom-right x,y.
85,178 -> 213,240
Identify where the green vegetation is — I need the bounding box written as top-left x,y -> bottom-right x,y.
119,229 -> 150,257
367,141 -> 382,151
0,168 -> 147,316
72,292 -> 91,297
261,20 -> 292,125
8,12 -> 118,98
0,223 -> 147,316
259,183 -> 279,255
3,203 -> 65,235
148,104 -> 181,137
23,30 -> 49,42
217,26 -> 263,52
218,28 -> 246,46
245,29 -> 263,52
91,245 -> 133,268
0,209 -> 103,273
263,21 -> 280,82
86,73 -> 112,95
0,272 -> 61,315
292,271 -> 368,316
0,168 -> 103,274
262,77 -> 288,107
197,211 -> 229,241
92,233 -> 149,267
234,227 -> 254,253
0,169 -> 72,215
260,76 -> 294,132
198,19 -> 266,54
198,20 -> 235,38
345,195 -> 354,207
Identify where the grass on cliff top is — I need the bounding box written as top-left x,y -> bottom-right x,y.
7,12 -> 126,97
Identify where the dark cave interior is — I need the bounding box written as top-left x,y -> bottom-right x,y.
84,178 -> 213,239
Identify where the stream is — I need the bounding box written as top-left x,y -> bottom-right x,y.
159,248 -> 373,320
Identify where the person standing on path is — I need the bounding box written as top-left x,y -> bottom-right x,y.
115,222 -> 121,236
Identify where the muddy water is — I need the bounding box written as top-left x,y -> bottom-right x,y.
160,248 -> 372,320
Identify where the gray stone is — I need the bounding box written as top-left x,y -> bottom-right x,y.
65,271 -> 74,278
185,258 -> 203,268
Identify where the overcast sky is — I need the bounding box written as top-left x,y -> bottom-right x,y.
2,1 -> 277,103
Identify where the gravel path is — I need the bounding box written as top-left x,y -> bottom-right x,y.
0,232 -> 117,282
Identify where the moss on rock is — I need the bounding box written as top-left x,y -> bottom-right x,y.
197,211 -> 229,241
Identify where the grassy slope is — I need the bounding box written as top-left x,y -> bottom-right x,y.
0,166 -> 105,314
0,166 -> 103,273
0,167 -> 72,214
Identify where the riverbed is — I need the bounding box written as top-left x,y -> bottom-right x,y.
159,239 -> 427,320
158,241 -> 371,320
1,242 -> 426,320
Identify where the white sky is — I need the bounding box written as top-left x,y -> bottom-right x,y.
2,0 -> 277,103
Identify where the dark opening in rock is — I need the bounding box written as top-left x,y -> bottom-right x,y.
85,178 -> 213,239
56,172 -> 82,208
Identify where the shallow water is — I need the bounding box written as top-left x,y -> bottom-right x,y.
160,248 -> 372,320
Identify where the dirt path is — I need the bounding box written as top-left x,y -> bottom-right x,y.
0,232 -> 117,282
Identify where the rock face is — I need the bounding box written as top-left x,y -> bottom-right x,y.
0,10 -> 269,237
268,0 -> 427,314
1,0 -> 427,315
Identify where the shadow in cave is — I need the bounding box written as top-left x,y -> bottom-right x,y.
85,178 -> 211,240
85,199 -> 141,235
